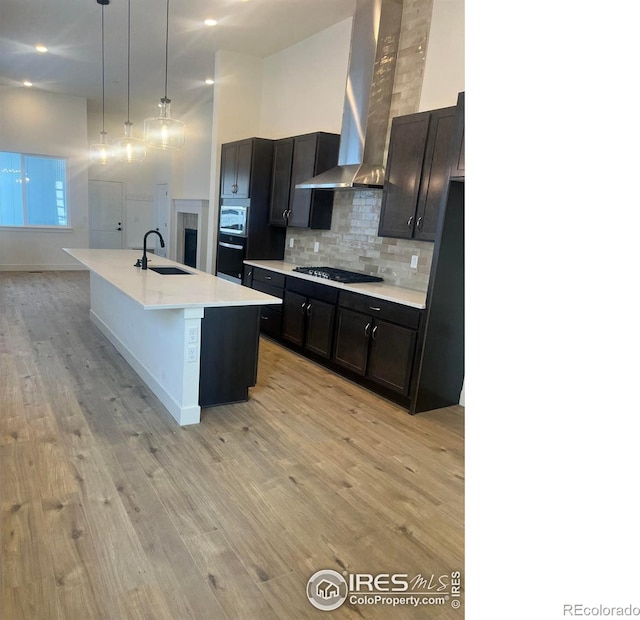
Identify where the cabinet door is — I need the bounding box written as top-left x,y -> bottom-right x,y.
282,290 -> 306,346
304,298 -> 335,359
378,113 -> 430,239
270,138 -> 294,226
288,134 -> 317,227
234,139 -> 253,198
450,92 -> 465,180
367,319 -> 417,395
259,306 -> 282,338
415,107 -> 456,241
220,143 -> 238,198
242,264 -> 253,287
333,308 -> 370,376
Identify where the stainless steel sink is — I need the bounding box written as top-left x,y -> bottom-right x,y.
148,266 -> 193,275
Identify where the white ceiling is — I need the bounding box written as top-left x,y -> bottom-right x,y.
0,0 -> 355,123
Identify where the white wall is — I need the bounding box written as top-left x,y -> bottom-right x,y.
206,50 -> 265,272
419,0 -> 465,110
0,86 -> 89,270
259,18 -> 351,138
179,97 -> 214,200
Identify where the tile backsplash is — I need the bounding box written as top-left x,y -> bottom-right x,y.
284,190 -> 433,292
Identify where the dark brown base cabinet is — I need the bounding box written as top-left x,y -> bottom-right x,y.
243,266 -> 285,338
281,279 -> 337,359
333,308 -> 417,396
243,266 -> 424,409
199,305 -> 260,406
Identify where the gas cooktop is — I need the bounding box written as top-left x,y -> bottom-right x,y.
293,266 -> 383,284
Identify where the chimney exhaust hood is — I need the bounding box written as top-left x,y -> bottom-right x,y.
296,0 -> 403,190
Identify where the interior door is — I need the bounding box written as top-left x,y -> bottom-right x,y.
88,180 -> 123,248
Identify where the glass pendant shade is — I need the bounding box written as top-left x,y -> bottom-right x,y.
113,122 -> 146,163
144,98 -> 185,150
90,131 -> 113,165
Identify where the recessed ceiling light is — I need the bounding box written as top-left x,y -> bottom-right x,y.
23,81 -> 33,87
205,79 -> 214,85
35,44 -> 48,53
204,19 -> 218,26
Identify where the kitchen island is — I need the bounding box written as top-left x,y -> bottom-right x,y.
64,249 -> 281,425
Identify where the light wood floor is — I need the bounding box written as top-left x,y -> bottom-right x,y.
0,271 -> 464,620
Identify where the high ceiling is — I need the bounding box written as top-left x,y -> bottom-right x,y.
0,0 -> 355,123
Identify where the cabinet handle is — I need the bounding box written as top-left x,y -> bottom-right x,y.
369,306 -> 381,311
282,210 -> 288,221
300,302 -> 307,314
265,275 -> 272,280
247,270 -> 252,277
261,315 -> 269,320
364,322 -> 371,336
407,216 -> 414,228
371,325 -> 378,341
306,303 -> 312,317
416,216 -> 423,231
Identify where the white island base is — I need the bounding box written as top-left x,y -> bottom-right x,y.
90,272 -> 204,425
64,249 -> 281,426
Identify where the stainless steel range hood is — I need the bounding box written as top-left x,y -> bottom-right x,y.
296,0 -> 403,190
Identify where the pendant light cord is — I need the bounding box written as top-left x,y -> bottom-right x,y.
101,4 -> 106,133
126,0 -> 131,123
163,0 -> 170,100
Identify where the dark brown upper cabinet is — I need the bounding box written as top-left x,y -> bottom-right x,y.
269,132 -> 339,229
220,139 -> 254,198
378,106 -> 456,241
269,138 -> 294,227
449,91 -> 465,181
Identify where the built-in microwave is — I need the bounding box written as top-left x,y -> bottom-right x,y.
219,203 -> 249,237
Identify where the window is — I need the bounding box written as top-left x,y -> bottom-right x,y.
0,152 -> 68,227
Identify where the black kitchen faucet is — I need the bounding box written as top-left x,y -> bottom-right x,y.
135,230 -> 165,269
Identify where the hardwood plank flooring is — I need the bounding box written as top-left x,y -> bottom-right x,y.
0,271 -> 464,619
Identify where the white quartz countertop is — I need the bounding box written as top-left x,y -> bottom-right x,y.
64,249 -> 282,310
244,260 -> 427,309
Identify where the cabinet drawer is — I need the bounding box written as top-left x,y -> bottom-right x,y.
338,291 -> 421,329
285,277 -> 338,304
253,267 -> 285,288
252,280 -> 284,299
259,306 -> 282,337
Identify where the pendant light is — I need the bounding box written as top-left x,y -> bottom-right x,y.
89,0 -> 113,165
143,0 -> 185,150
113,0 -> 146,163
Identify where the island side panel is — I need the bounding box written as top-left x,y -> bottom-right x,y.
88,272 -> 203,425
199,305 -> 261,407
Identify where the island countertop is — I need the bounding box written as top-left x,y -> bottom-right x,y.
64,249 -> 282,311
244,259 -> 427,309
